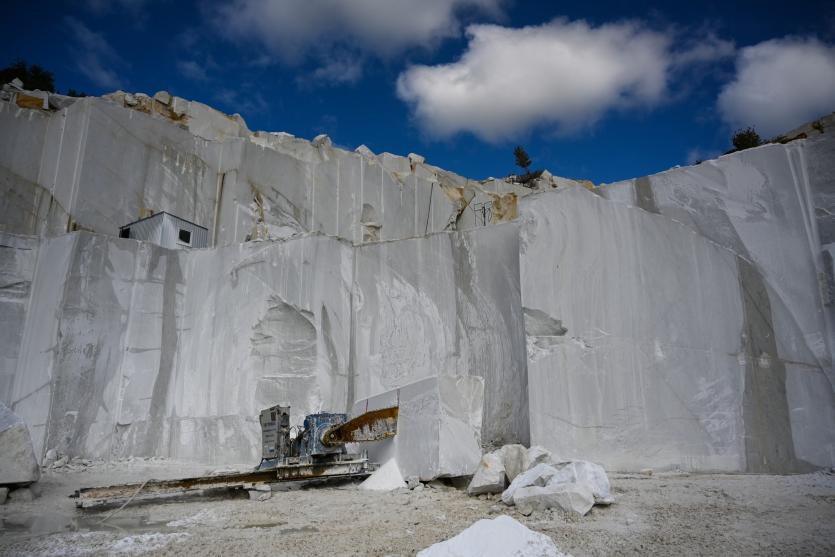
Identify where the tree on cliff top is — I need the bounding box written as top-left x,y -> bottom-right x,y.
512,146 -> 543,187
731,127 -> 762,152
0,60 -> 55,92
514,146 -> 532,173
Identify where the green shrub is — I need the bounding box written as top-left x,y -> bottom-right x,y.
731,127 -> 762,151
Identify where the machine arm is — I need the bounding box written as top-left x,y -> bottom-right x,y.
321,406 -> 399,446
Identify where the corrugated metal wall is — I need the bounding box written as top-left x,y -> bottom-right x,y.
120,213 -> 208,249
121,214 -> 162,244
160,213 -> 208,249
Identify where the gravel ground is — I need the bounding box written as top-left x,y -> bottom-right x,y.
1,460 -> 834,556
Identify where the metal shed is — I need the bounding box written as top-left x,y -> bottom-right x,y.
118,212 -> 208,250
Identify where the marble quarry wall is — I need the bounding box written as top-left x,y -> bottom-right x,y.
0,232 -> 38,406
352,224 -> 528,446
1,86 -> 833,473
521,134 -> 835,473
0,90 -> 555,248
6,232 -> 355,465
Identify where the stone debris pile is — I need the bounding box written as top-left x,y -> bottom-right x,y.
468,445 -> 612,516
417,515 -> 571,557
359,458 -> 408,491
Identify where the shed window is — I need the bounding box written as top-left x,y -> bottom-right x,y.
178,228 -> 192,245
119,227 -> 131,239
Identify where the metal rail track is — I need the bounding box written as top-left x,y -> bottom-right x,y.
74,458 -> 370,508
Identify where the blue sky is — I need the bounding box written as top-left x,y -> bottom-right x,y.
2,0 -> 834,183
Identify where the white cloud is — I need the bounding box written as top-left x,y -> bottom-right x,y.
65,17 -> 125,89
214,0 -> 505,61
177,60 -> 209,82
297,55 -> 364,88
672,32 -> 735,68
718,37 -> 835,137
397,19 -> 684,141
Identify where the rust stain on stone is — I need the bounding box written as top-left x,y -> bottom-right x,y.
487,192 -> 518,223
323,406 -> 399,445
15,93 -> 46,110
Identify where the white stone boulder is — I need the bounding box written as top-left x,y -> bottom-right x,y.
353,376 -> 484,481
171,96 -> 188,117
501,463 -> 560,505
548,461 -> 614,505
500,444 -> 529,481
417,515 -> 570,557
153,90 -> 172,105
467,452 -> 506,495
408,153 -> 426,165
355,144 -> 375,157
501,458 -> 614,514
360,458 -> 407,491
527,446 -> 553,469
514,482 -> 595,516
0,403 -> 40,485
312,134 -> 332,148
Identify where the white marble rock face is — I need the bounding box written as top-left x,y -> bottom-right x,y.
352,375 -> 485,481
0,92 -> 529,248
352,224 -> 529,447
1,88 -> 834,475
520,143 -> 835,472
7,232 -> 353,465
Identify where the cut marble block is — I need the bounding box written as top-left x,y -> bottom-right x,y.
352,375 -> 484,480
0,402 -> 40,485
351,224 -> 529,447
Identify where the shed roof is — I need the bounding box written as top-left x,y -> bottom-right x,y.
119,211 -> 207,231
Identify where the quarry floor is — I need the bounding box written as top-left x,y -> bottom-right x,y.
0,460 -> 834,556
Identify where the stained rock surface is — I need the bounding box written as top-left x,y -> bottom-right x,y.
467,452 -> 506,495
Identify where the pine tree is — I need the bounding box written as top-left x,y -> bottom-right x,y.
514,146 -> 532,173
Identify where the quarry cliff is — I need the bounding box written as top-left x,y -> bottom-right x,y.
1,82 -> 834,474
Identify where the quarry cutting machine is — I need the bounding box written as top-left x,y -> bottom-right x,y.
256,405 -> 399,472
73,405 -> 398,508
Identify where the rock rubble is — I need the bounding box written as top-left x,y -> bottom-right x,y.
469,444 -> 613,516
